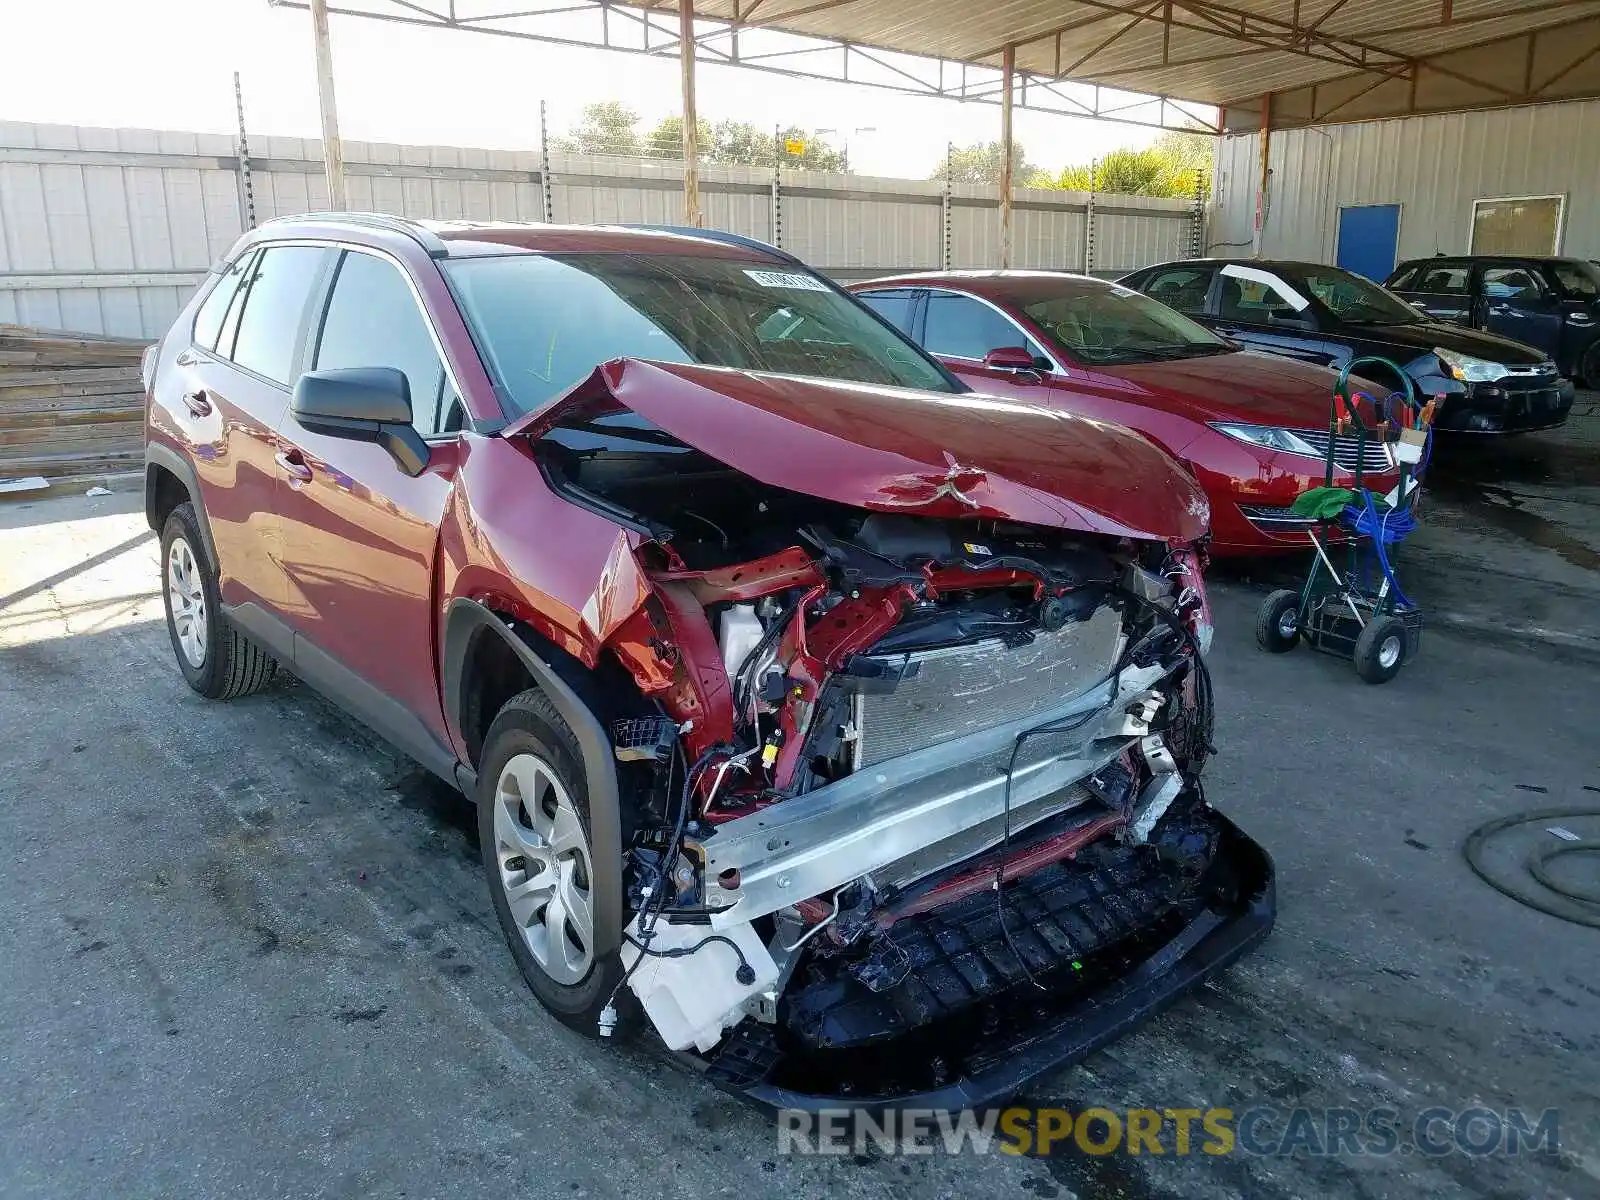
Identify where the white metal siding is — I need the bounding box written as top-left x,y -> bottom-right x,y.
1212,99 -> 1600,265
1,121 -> 1193,337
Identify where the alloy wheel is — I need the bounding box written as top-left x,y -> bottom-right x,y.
166,537 -> 208,668
493,752 -> 595,985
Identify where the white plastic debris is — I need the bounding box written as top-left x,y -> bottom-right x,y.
85,486 -> 113,497
0,476 -> 49,495
1546,826 -> 1581,842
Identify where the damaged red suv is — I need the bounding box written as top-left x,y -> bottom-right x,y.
143,214 -> 1272,1110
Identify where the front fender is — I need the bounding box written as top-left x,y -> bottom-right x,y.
442,598 -> 625,960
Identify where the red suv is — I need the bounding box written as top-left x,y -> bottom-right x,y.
143,215 -> 1272,1110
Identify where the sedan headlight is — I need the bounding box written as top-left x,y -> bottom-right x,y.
1210,422 -> 1321,459
1435,346 -> 1508,383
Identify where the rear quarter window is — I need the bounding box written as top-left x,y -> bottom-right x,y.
191,250 -> 256,351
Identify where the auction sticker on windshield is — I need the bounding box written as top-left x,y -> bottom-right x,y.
745,269 -> 832,292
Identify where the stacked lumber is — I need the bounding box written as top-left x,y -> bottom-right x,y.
0,325 -> 150,492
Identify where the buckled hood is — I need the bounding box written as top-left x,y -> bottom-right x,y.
503,358 -> 1210,543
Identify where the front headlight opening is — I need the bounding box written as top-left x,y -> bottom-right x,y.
1435,346 -> 1508,383
1210,422 -> 1321,459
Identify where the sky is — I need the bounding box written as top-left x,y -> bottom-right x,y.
1,0 -> 1167,179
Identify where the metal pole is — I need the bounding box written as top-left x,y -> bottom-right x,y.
233,72 -> 256,230
1253,91 -> 1273,258
771,124 -> 783,249
678,0 -> 703,227
309,0 -> 348,209
941,141 -> 953,271
999,43 -> 1015,269
538,99 -> 555,223
1085,159 -> 1097,275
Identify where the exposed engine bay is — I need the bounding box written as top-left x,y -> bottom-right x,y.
531,394 -> 1269,1105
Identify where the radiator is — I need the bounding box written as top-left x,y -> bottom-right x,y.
854,604 -> 1124,768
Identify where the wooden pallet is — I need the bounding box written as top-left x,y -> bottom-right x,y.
0,327 -> 151,492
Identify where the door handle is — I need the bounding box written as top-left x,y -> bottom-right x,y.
181,390 -> 213,417
275,448 -> 314,484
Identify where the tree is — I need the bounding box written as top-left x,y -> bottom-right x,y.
934,141 -> 1043,186
1042,133 -> 1213,197
643,115 -> 713,160
551,101 -> 643,156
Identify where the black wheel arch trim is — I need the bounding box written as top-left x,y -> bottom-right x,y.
145,442 -> 218,566
443,597 -> 625,960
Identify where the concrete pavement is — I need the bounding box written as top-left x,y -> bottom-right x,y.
0,492 -> 1596,1200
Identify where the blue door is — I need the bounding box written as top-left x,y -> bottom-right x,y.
1336,204 -> 1401,282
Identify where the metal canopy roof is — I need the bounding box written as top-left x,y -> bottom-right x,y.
277,1 -> 1600,131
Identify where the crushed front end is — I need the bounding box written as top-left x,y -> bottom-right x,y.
528,362 -> 1275,1110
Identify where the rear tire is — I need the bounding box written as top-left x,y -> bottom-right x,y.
1255,589 -> 1302,653
160,502 -> 277,700
477,688 -> 627,1038
1354,615 -> 1406,684
1581,342 -> 1600,389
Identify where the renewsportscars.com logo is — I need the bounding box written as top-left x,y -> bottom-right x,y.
777,1105 -> 1562,1159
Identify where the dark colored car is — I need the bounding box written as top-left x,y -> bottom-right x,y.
849,271 -> 1401,556
1122,259 -> 1574,434
142,214 -> 1271,1111
1384,255 -> 1600,385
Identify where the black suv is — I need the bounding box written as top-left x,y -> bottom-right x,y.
1122,259 -> 1573,435
1385,256 -> 1600,385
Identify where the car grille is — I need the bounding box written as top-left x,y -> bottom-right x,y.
1502,362 -> 1559,379
1240,504 -> 1317,527
853,605 -> 1123,769
1296,429 -> 1393,475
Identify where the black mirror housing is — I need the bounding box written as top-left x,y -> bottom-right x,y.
292,367 -> 430,477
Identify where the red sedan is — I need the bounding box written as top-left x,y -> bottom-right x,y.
850,271 -> 1402,556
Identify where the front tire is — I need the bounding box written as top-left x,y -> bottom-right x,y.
160,502 -> 277,700
477,688 -> 625,1036
1255,589 -> 1302,653
1354,615 -> 1407,684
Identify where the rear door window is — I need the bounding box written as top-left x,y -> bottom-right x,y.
314,249 -> 453,438
229,245 -> 332,385
1385,265 -> 1420,291
1414,263 -> 1470,295
1143,266 -> 1215,315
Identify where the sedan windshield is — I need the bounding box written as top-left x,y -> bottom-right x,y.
444,252 -> 956,415
1286,266 -> 1422,326
1022,284 -> 1231,365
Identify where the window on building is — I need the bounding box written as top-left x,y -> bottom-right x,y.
1470,196 -> 1564,256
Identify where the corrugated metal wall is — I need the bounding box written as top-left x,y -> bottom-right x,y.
0,120 -> 1195,338
1211,99 -> 1600,264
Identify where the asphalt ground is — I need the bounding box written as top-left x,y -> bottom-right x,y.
1,491 -> 1597,1200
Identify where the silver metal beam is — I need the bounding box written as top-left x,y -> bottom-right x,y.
264,0 -> 1222,133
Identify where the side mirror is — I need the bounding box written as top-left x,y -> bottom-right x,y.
983,346 -> 1040,372
292,367 -> 429,477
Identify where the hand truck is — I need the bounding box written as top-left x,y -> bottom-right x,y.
1255,356 -> 1432,684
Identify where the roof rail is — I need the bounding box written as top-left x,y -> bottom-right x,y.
258,211 -> 449,258
620,224 -> 800,267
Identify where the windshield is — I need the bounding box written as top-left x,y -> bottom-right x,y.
444,252 -> 956,414
1288,266 -> 1422,325
1022,284 -> 1231,364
